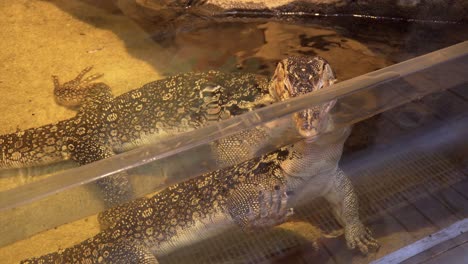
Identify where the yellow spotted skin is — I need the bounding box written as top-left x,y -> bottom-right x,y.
0,69 -> 274,206
0,69 -> 273,169
68,71 -> 273,155
21,147 -> 292,264
0,121 -> 71,169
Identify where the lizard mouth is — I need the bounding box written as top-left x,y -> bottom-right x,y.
292,96 -> 336,140
293,108 -> 328,140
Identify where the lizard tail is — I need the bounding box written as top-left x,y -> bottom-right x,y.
0,120 -> 71,169
20,235 -> 159,264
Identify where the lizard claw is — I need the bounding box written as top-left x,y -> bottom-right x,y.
248,185 -> 293,227
227,181 -> 293,229
52,66 -> 105,107
345,222 -> 379,254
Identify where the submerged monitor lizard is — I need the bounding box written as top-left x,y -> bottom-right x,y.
21,57 -> 378,264
0,66 -> 277,169
0,63 -> 278,206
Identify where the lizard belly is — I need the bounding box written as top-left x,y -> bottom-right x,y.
287,169 -> 338,205
154,211 -> 234,257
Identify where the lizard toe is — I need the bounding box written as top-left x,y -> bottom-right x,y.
345,223 -> 379,254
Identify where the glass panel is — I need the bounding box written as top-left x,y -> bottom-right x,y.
0,2 -> 467,262
1,42 -> 467,263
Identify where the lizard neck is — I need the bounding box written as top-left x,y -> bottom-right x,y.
279,120 -> 350,179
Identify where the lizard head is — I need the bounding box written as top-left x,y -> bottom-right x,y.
269,56 -> 337,139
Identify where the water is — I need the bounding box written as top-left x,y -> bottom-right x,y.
0,0 -> 467,263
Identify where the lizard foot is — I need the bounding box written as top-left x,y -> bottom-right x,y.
228,181 -> 293,229
344,222 -> 379,255
52,66 -> 104,107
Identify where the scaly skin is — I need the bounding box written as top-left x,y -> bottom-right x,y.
0,69 -> 274,169
0,68 -> 275,206
21,57 -> 378,263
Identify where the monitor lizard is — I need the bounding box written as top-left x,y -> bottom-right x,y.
1,64 -> 278,206
20,57 -> 378,263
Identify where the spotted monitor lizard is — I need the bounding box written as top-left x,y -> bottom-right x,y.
21,57 -> 378,263
1,63 -> 279,206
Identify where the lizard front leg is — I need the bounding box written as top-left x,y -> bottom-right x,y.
226,176 -> 293,229
324,168 -> 379,254
55,68 -> 130,217
53,66 -> 109,108
66,136 -> 134,210
212,128 -> 271,167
